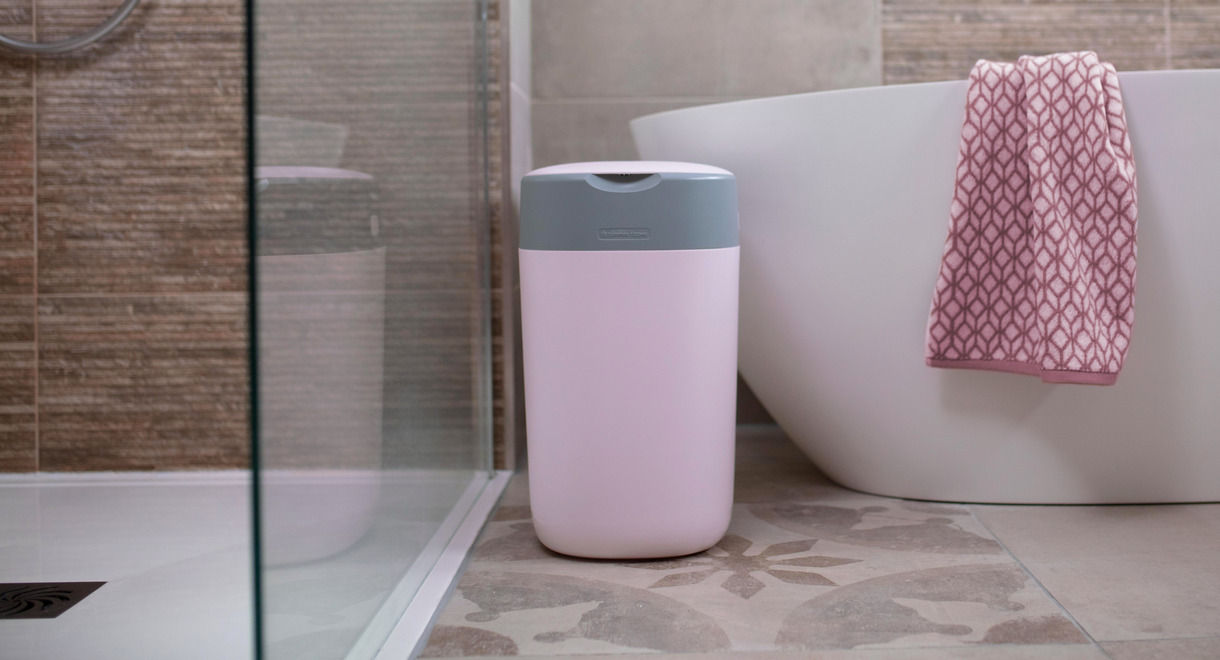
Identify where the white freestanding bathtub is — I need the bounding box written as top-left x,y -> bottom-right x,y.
632,70 -> 1220,504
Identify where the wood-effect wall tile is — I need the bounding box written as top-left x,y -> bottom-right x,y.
0,3 -> 35,296
381,288 -> 480,470
38,294 -> 248,471
1171,0 -> 1220,69
256,0 -> 482,293
258,0 -> 509,469
35,0 -> 246,295
882,0 -> 1169,84
258,287 -> 385,470
0,296 -> 36,471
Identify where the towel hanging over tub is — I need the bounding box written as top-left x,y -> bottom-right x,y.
925,51 -> 1138,385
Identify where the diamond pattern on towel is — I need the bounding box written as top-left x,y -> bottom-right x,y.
926,52 -> 1137,385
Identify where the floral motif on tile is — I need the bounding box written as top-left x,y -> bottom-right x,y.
777,563 -> 1084,649
750,501 -> 1004,554
418,625 -> 519,657
454,570 -> 731,653
473,520 -> 555,562
622,533 -> 861,599
423,434 -> 1096,657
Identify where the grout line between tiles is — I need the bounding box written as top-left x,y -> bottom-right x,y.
968,505 -> 1113,659
34,288 -> 480,299
1164,0 -> 1172,70
35,290 -> 249,299
31,0 -> 40,474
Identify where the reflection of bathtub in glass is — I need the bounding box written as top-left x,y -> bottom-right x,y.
632,70 -> 1220,504
256,167 -> 385,564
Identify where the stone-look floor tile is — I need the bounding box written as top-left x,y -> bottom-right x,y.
971,504 -> 1220,641
0,296 -> 36,471
510,647 -> 1110,659
882,1 -> 1168,84
1170,0 -> 1220,69
423,427 -> 1090,656
1102,637 -> 1220,660
37,294 -> 248,470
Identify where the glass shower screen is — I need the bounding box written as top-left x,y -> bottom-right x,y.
249,1 -> 495,657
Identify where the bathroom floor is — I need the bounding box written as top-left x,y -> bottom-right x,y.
420,425 -> 1220,660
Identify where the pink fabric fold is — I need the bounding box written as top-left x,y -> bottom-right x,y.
926,51 -> 1138,385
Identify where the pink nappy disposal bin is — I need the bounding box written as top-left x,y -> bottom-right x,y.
519,161 -> 739,559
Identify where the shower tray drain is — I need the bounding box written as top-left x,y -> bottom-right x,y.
0,582 -> 105,619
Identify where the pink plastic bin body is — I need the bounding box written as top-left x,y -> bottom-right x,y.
520,246 -> 739,559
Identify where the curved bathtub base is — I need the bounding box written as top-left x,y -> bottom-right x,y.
633,70 -> 1220,503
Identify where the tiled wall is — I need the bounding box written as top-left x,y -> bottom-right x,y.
532,0 -> 1219,167
882,0 -> 1218,84
256,0 -> 501,471
529,0 -> 1220,423
0,0 -> 515,472
0,0 -> 246,472
4,1 -> 1214,471
530,0 -> 882,168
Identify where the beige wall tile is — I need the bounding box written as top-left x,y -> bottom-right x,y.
882,1 -> 1169,84
533,0 -> 721,99
531,99 -> 719,167
1171,0 -> 1220,69
971,504 -> 1220,641
510,0 -> 532,96
534,0 -> 880,100
38,294 -> 248,471
0,296 -> 36,472
716,0 -> 881,95
35,0 -> 246,295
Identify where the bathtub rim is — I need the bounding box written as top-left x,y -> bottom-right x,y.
629,67 -> 1220,131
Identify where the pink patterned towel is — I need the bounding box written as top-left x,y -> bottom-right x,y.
926,51 -> 1138,385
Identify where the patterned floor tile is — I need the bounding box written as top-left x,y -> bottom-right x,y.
421,427 -> 1091,656
508,648 -> 1109,660
971,503 -> 1220,641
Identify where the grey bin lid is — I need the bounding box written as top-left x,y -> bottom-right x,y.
520,161 -> 738,251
